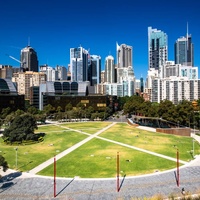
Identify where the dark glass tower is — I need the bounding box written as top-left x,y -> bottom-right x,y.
88,55 -> 101,86
174,34 -> 194,66
20,46 -> 38,72
148,27 -> 168,70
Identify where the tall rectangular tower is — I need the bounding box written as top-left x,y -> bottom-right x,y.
20,46 -> 38,72
174,35 -> 194,66
88,55 -> 101,86
148,27 -> 168,70
70,47 -> 88,82
116,43 -> 133,68
105,55 -> 115,83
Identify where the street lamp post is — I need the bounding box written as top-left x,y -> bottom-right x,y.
14,147 -> 18,169
193,139 -> 195,158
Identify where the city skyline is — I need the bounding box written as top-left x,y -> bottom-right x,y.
0,0 -> 200,79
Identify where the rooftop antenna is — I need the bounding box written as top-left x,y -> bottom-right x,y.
28,36 -> 30,46
186,22 -> 188,64
109,50 -> 111,55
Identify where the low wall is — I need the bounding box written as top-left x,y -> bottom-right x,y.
156,128 -> 191,137
127,118 -> 139,127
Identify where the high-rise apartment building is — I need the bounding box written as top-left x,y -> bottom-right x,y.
148,27 -> 168,70
88,55 -> 101,86
116,43 -> 133,68
55,65 -> 67,81
40,65 -> 57,81
20,46 -> 38,72
12,71 -> 46,100
151,78 -> 200,104
105,55 -> 115,83
116,43 -> 135,85
0,65 -> 13,79
70,47 -> 88,82
160,61 -> 198,79
174,34 -> 194,66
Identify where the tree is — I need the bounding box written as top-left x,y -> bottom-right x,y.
0,155 -> 8,172
0,107 -> 11,119
158,100 -> 176,121
65,103 -> 73,111
123,95 -> 145,115
27,106 -> 39,115
43,104 -> 55,116
3,114 -> 38,143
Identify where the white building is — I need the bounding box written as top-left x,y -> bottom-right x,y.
151,77 -> 200,104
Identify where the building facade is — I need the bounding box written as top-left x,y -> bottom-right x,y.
0,78 -> 25,112
88,55 -> 101,86
175,35 -> 194,66
160,61 -> 198,79
20,46 -> 38,72
37,81 -> 118,112
105,55 -> 115,83
70,47 -> 89,82
116,43 -> 133,68
12,71 -> 46,100
151,77 -> 200,104
148,27 -> 168,70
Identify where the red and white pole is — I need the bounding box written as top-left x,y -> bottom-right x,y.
117,152 -> 119,192
177,149 -> 179,187
54,155 -> 56,197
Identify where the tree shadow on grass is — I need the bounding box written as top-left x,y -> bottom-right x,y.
118,174 -> 126,192
56,178 -> 74,197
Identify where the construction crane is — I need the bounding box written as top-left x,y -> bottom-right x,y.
6,54 -> 26,72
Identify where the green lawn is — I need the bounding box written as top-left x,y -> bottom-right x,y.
58,121 -> 112,134
0,122 -> 200,178
38,138 -> 176,178
99,123 -> 200,161
0,124 -> 87,171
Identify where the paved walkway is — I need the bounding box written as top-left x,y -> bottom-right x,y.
29,122 -> 116,174
1,122 -> 200,199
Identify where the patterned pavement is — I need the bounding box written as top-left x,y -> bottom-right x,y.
0,160 -> 200,200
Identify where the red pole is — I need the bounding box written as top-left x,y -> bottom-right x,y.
177,149 -> 179,187
54,156 -> 56,197
117,152 -> 119,192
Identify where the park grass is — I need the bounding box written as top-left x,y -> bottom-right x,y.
59,121 -> 112,134
0,125 -> 87,172
100,123 -> 200,161
1,122 -> 200,178
38,138 -> 177,178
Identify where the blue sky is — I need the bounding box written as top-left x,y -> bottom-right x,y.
0,0 -> 200,79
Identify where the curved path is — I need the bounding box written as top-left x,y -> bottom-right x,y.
0,122 -> 200,199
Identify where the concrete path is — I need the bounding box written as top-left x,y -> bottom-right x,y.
1,122 -> 200,199
30,121 -> 187,175
29,122 -> 116,174
0,156 -> 200,199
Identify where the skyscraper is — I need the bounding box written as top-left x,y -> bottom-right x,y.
148,27 -> 168,70
20,46 -> 38,72
116,42 -> 135,84
88,55 -> 101,86
70,47 -> 88,82
174,34 -> 194,66
105,55 -> 115,83
116,43 -> 132,68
